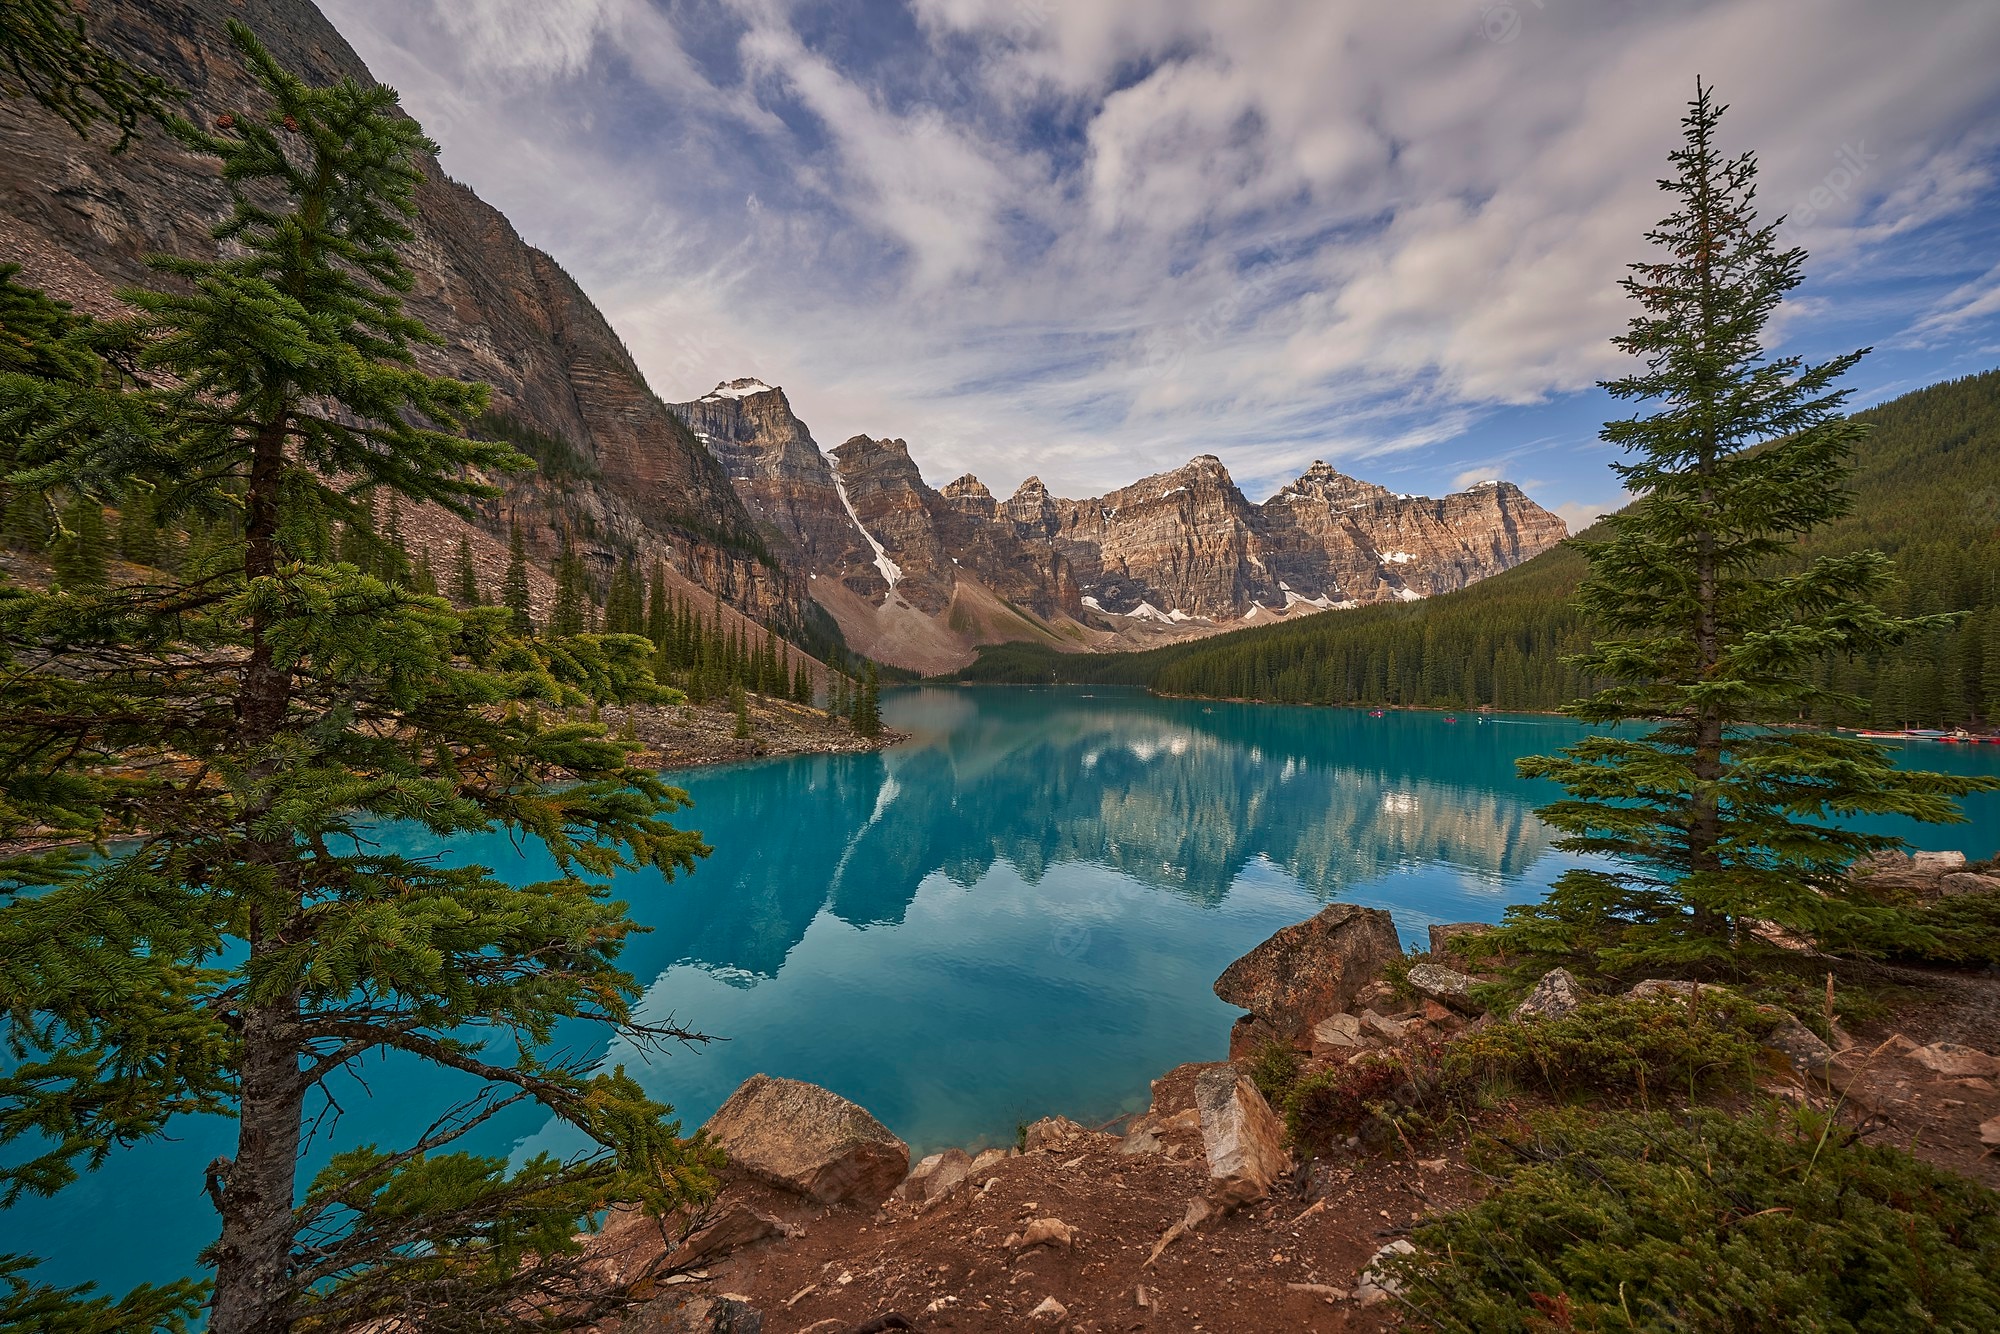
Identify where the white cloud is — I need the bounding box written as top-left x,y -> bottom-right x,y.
318,0 -> 2000,518
434,0 -> 616,79
1554,495 -> 1635,535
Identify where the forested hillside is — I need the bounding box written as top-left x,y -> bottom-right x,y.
957,369 -> 2000,729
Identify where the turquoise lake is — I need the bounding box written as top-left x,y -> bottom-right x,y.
9,685 -> 2000,1300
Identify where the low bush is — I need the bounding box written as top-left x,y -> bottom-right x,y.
1887,894 -> 2000,968
1443,994 -> 1771,1098
1381,950 -> 1426,1005
1247,1038 -> 1302,1108
1285,1044 -> 1458,1156
1393,1104 -> 2000,1332
1282,995 -> 1771,1158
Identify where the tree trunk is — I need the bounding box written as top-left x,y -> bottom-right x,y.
208,988 -> 305,1334
210,415 -> 306,1333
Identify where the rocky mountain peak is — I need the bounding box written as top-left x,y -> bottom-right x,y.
1273,461 -> 1393,509
832,435 -> 922,478
940,475 -> 998,521
942,474 -> 992,501
700,377 -> 783,403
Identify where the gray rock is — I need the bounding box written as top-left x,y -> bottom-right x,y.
1908,1042 -> 2000,1078
1310,1011 -> 1366,1054
1405,962 -> 1478,1012
702,1074 -> 909,1206
1028,1295 -> 1069,1324
895,1147 -> 973,1202
639,1293 -> 764,1334
1194,1068 -> 1290,1210
1939,871 -> 2000,898
1627,978 -> 1732,1002
1761,1012 -> 1834,1080
1214,904 -> 1404,1037
1355,1239 -> 1416,1306
1022,1115 -> 1092,1153
969,1146 -> 1014,1174
1119,1121 -> 1164,1156
1513,968 -> 1584,1022
1360,1008 -> 1412,1041
1012,1217 -> 1076,1251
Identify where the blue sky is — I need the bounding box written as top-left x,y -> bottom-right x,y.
320,0 -> 2000,530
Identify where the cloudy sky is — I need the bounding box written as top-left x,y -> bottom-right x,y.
319,0 -> 2000,529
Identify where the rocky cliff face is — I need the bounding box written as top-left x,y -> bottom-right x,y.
0,0 -> 812,634
1037,456 -> 1273,620
670,382 -> 1568,669
669,380 -> 888,604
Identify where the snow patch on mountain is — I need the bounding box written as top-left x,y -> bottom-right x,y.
829,463 -> 902,590
701,378 -> 775,401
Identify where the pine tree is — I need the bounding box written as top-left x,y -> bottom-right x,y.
731,680 -> 751,739
115,484 -> 162,565
645,560 -> 669,648
502,521 -> 532,632
551,543 -> 589,637
0,27 -> 715,1333
0,488 -> 49,552
452,533 -> 480,605
603,554 -> 644,636
853,661 -> 882,739
49,492 -> 107,589
1498,83 -> 1994,976
1982,610 -> 2000,725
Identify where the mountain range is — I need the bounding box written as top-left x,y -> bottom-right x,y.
0,0 -> 1564,675
958,368 -> 2000,734
669,379 -> 1566,670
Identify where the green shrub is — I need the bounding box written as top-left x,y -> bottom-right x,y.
1381,950 -> 1425,1005
1444,994 -> 1771,1098
1888,894 -> 2000,967
1247,1038 -> 1302,1108
1285,1051 -> 1426,1155
1283,996 -> 1770,1159
1394,1104 -> 2000,1332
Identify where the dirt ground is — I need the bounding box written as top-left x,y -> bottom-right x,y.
1822,959 -> 2000,1190
626,1063 -> 1483,1334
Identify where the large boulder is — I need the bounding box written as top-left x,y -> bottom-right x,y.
1194,1067 -> 1290,1210
701,1075 -> 909,1206
1214,904 -> 1403,1037
1940,871 -> 2000,898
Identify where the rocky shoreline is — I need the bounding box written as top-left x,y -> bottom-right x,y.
624,695 -> 905,773
593,850 -> 2000,1334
